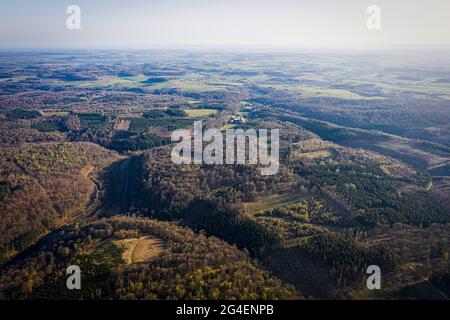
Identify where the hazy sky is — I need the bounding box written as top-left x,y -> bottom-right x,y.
0,0 -> 449,49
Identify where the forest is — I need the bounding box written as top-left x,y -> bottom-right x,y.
0,50 -> 448,300
0,216 -> 297,300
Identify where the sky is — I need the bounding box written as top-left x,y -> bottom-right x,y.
0,0 -> 449,49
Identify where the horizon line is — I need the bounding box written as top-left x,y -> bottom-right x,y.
1,44 -> 450,52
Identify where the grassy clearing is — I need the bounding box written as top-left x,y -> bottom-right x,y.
41,111 -> 70,117
173,80 -> 229,91
114,119 -> 131,131
115,236 -> 165,264
91,241 -> 125,265
80,165 -> 94,178
245,193 -> 310,214
142,78 -> 229,92
298,87 -> 366,99
260,83 -> 376,100
69,75 -> 148,88
374,80 -> 450,96
64,74 -> 229,92
291,150 -> 332,160
185,109 -> 218,118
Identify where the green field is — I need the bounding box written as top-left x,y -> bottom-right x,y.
185,108 -> 218,118
69,75 -> 148,88
291,150 -> 333,160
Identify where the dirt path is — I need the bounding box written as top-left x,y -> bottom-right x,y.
62,165 -> 99,226
427,160 -> 450,171
80,165 -> 94,178
117,236 -> 165,264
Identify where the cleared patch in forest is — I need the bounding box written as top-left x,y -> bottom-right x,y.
291,150 -> 333,160
115,236 -> 165,264
185,109 -> 218,118
80,165 -> 94,178
114,119 -> 131,131
244,193 -> 311,214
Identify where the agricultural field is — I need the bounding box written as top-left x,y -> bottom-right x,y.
291,150 -> 333,160
185,108 -> 218,118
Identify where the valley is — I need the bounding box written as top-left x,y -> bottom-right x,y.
0,50 -> 449,300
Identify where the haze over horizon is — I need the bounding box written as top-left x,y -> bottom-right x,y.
0,0 -> 450,50
1,1 -> 450,304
